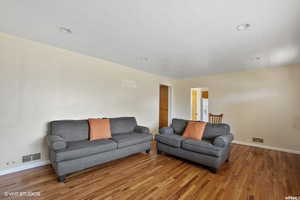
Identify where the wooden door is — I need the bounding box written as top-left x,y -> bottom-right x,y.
191,90 -> 198,120
202,91 -> 208,99
159,85 -> 169,128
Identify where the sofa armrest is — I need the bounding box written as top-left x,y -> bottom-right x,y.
46,135 -> 67,150
135,125 -> 150,134
159,127 -> 174,135
213,134 -> 234,148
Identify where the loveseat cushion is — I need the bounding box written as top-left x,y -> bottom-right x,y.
170,119 -> 231,139
171,119 -> 188,135
156,134 -> 185,148
110,117 -> 137,135
53,139 -> 117,162
50,120 -> 89,142
159,127 -> 174,135
203,123 -> 230,139
112,133 -> 152,148
182,121 -> 206,140
182,139 -> 224,157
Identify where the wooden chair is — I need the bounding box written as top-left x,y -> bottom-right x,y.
209,113 -> 223,124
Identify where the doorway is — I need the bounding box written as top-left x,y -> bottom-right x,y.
159,85 -> 169,128
191,88 -> 200,120
191,88 -> 209,121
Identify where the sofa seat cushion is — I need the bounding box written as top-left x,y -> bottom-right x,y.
54,139 -> 117,162
112,133 -> 152,148
156,134 -> 185,148
182,139 -> 223,157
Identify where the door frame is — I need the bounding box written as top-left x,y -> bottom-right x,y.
159,83 -> 173,127
190,88 -> 201,120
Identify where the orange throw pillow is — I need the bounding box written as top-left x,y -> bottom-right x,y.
88,118 -> 111,141
183,121 -> 206,140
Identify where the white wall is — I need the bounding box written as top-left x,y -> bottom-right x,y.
0,32 -> 173,170
173,65 -> 300,152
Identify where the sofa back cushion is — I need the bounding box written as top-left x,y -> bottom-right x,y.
171,119 -> 188,135
203,123 -> 230,139
170,118 -> 230,138
50,120 -> 89,142
110,117 -> 137,135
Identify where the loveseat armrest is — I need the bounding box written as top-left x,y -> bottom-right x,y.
213,134 -> 234,148
135,125 -> 150,134
46,135 -> 67,151
159,127 -> 174,135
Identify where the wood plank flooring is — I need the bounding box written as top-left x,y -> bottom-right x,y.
0,142 -> 300,200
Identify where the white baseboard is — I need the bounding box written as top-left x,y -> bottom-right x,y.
0,160 -> 50,176
232,140 -> 300,155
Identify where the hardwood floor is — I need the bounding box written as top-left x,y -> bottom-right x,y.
1,142 -> 300,200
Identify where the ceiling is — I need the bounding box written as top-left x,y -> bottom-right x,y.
1,0 -> 300,79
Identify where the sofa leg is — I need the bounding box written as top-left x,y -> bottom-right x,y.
146,149 -> 151,153
209,167 -> 218,174
58,175 -> 66,182
226,148 -> 231,162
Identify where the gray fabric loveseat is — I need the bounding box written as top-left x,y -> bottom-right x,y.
156,118 -> 233,173
47,117 -> 152,182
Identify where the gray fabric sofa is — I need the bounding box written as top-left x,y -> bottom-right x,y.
47,117 -> 152,182
156,119 -> 233,173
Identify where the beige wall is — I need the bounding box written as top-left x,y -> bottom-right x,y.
1,31 -> 299,172
173,65 -> 300,152
0,32 -> 173,170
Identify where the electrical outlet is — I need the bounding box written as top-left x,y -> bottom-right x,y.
252,137 -> 264,143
